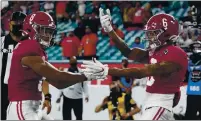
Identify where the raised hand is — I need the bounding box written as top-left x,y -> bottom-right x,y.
99,8 -> 113,33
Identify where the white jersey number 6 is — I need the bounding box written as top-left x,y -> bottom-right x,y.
162,18 -> 168,30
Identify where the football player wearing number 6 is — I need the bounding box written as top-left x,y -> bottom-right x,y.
81,8 -> 188,120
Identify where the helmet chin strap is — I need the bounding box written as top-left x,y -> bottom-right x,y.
147,39 -> 163,55
148,43 -> 157,56
35,34 -> 50,48
39,39 -> 50,48
148,37 -> 159,50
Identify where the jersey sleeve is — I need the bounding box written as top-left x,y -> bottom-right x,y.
14,40 -> 41,58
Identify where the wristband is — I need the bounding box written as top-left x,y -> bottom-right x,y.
45,93 -> 52,101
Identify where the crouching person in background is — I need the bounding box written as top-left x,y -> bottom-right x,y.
95,82 -> 141,120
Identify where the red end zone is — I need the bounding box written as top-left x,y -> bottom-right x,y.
51,63 -> 144,85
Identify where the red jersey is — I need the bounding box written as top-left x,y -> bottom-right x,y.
146,45 -> 188,94
61,36 -> 80,57
8,40 -> 47,101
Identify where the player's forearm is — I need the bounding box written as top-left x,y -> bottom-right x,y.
42,80 -> 49,95
21,57 -> 87,89
46,71 -> 87,89
108,67 -> 147,79
108,31 -> 148,61
108,30 -> 131,58
45,62 -> 87,89
109,61 -> 182,78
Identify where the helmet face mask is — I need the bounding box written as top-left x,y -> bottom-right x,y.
33,24 -> 55,48
23,11 -> 56,49
144,29 -> 163,50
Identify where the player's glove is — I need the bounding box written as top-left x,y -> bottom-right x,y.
81,58 -> 109,80
81,70 -> 107,81
80,68 -> 104,81
99,8 -> 113,33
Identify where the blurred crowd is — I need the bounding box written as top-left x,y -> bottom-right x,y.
1,1 -> 201,59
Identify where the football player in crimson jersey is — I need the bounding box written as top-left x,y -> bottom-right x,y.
21,12 -> 53,117
6,11 -> 104,120
81,8 -> 188,120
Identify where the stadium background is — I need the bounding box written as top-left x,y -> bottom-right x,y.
1,1 -> 199,120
